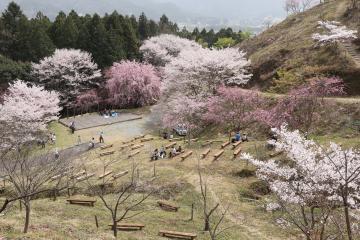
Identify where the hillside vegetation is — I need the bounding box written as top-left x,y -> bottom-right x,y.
239,0 -> 360,95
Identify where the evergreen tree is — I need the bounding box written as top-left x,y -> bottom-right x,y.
121,16 -> 139,59
49,11 -> 79,48
87,14 -> 113,68
148,19 -> 159,37
138,12 -> 149,41
129,15 -> 139,38
104,11 -> 126,63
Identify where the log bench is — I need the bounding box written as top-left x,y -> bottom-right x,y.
134,135 -> 145,140
201,141 -> 213,147
233,147 -> 242,159
112,171 -> 129,180
76,173 -> 95,182
159,230 -> 197,240
169,137 -> 183,142
213,150 -> 225,161
128,151 -> 140,158
201,148 -> 211,158
165,142 -> 177,149
221,141 -> 230,149
157,201 -> 179,212
232,141 -> 241,149
131,144 -> 144,150
269,151 -> 284,158
184,138 -> 198,143
66,199 -> 96,207
100,144 -> 113,150
141,137 -> 154,142
70,170 -> 86,179
100,151 -> 115,157
109,223 -> 145,231
119,144 -> 133,150
180,151 -> 193,161
99,171 -> 113,179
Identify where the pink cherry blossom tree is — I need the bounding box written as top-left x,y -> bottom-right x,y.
204,86 -> 265,139
256,77 -> 345,133
163,47 -> 252,98
0,80 -> 61,151
105,61 -> 161,108
31,49 -> 102,108
75,89 -> 101,113
242,125 -> 360,240
312,21 -> 357,45
140,34 -> 202,67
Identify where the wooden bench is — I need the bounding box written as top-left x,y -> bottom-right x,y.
180,151 -> 193,161
201,148 -> 211,158
221,141 -> 230,149
184,138 -> 198,143
119,144 -> 134,150
233,147 -> 242,159
100,151 -> 115,157
232,141 -> 241,149
201,141 -> 213,147
131,144 -> 144,150
99,171 -> 113,179
76,173 -> 95,182
100,144 -> 113,150
134,135 -> 145,140
70,170 -> 86,179
112,171 -> 129,180
169,137 -> 183,142
109,223 -> 145,231
159,230 -> 197,240
157,201 -> 179,212
66,199 -> 96,207
165,142 -> 177,149
128,151 -> 140,158
141,137 -> 154,142
269,151 -> 284,158
213,150 -> 225,161
122,139 -> 134,144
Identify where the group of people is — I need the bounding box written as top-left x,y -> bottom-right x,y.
151,145 -> 183,161
231,132 -> 248,143
99,109 -> 118,118
88,131 -> 105,150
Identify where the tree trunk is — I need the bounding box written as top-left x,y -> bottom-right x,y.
204,217 -> 210,231
23,201 -> 31,233
344,203 -> 353,240
112,218 -> 118,237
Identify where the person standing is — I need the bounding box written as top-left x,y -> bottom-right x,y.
99,131 -> 104,143
77,135 -> 81,145
54,148 -> 59,159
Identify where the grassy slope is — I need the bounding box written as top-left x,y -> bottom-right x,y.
239,0 -> 360,94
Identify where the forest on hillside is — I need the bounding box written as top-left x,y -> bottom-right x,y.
0,2 -> 251,89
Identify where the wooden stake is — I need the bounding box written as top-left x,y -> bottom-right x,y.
153,163 -> 156,177
95,215 -> 99,229
190,203 -> 194,221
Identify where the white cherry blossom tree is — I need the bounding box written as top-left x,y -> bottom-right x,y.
312,21 -> 357,45
242,125 -> 360,240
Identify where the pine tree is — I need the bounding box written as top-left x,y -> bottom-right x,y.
148,19 -> 159,37
104,11 -> 126,63
138,12 -> 149,41
121,16 -> 139,60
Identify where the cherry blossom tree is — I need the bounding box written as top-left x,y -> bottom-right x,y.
0,80 -> 61,151
162,95 -> 206,140
162,47 -> 252,98
312,21 -> 357,45
204,87 -> 265,139
242,125 -> 360,240
256,77 -> 345,133
105,61 -> 161,108
75,90 -> 101,113
140,34 -> 202,67
31,49 -> 102,107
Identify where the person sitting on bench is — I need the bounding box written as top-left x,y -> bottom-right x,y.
169,147 -> 179,158
232,132 -> 241,143
242,133 -> 249,142
177,145 -> 182,153
88,137 -> 95,149
151,149 -> 159,161
159,146 -> 166,159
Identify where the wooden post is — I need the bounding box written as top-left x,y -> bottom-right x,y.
19,200 -> 22,211
190,203 -> 194,221
153,163 -> 156,177
95,215 -> 99,229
